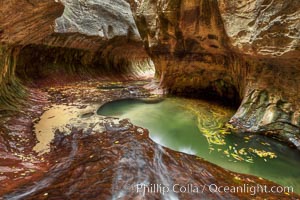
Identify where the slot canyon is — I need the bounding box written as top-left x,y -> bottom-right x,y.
0,0 -> 299,199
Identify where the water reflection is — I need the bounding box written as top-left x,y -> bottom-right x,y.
97,98 -> 300,193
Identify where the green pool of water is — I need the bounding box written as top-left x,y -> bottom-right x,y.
97,98 -> 300,193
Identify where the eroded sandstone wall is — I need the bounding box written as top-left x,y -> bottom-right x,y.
0,0 -> 299,149
0,0 -> 153,110
218,0 -> 300,57
56,0 -> 141,40
0,0 -> 63,110
219,0 -> 300,148
134,0 -> 244,102
134,0 -> 300,149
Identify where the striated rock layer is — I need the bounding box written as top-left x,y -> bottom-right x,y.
1,81 -> 298,199
133,0 -> 300,149
0,0 -> 299,198
0,0 -> 154,110
1,0 -> 298,148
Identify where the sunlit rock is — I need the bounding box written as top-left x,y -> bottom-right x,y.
218,0 -> 300,56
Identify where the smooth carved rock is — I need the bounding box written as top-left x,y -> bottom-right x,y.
0,0 -> 64,44
0,0 -> 153,112
0,0 -> 299,198
4,124 -> 298,199
134,0 -> 300,149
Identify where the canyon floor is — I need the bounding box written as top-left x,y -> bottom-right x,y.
0,1 -> 299,199
0,78 -> 299,199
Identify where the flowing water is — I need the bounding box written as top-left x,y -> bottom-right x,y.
97,98 -> 300,193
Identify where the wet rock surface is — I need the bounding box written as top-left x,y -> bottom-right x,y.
0,80 -> 151,197
0,0 -> 298,151
0,0 -> 299,199
4,122 -> 295,199
0,80 -> 298,199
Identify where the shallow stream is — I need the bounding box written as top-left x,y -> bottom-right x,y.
98,98 -> 300,193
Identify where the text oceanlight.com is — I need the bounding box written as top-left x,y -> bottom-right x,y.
135,184 -> 293,196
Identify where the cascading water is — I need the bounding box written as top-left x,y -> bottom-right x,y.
98,97 -> 300,193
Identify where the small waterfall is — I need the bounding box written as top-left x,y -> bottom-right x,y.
111,140 -> 150,199
152,144 -> 179,200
